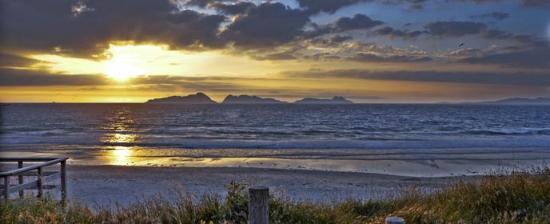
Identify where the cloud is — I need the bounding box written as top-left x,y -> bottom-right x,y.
0,54 -> 41,68
252,52 -> 297,61
423,20 -> 537,45
521,0 -> 550,7
305,14 -> 384,38
351,53 -> 432,62
425,21 -> 487,37
130,75 -> 249,92
380,0 -> 429,10
0,69 -> 109,86
450,0 -> 550,7
334,14 -> 384,31
210,2 -> 255,15
286,69 -> 550,86
1,0 -> 226,55
460,45 -> 550,69
470,11 -> 510,20
295,0 -> 366,14
375,27 -> 424,39
220,3 -> 310,47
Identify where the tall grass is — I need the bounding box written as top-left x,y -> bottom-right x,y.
2,170 -> 550,224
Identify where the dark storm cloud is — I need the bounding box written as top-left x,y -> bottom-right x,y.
425,21 -> 487,37
287,69 -> 550,86
220,3 -> 310,47
1,0 -> 226,55
0,69 -> 109,86
470,11 -> 510,20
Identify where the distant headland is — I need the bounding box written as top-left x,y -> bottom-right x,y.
477,97 -> 550,105
146,93 -> 354,104
146,92 -> 217,104
222,95 -> 285,104
295,96 -> 353,104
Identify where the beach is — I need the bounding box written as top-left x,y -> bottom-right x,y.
49,145 -> 548,207
63,165 -> 474,207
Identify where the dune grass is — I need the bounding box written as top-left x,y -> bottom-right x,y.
2,169 -> 550,224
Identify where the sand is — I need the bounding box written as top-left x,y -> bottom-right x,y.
58,165 -> 475,207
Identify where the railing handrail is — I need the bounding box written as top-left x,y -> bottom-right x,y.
0,157 -> 67,162
0,157 -> 68,177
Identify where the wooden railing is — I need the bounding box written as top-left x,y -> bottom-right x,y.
0,157 -> 68,205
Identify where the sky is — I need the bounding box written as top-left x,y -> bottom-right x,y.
1,0 -> 549,103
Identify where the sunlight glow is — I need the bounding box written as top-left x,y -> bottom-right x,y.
27,43 -> 286,80
110,146 -> 133,166
104,56 -> 145,81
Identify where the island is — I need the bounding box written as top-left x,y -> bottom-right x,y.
146,92 -> 217,104
294,96 -> 353,104
222,95 -> 286,104
145,93 -> 357,105
478,97 -> 550,105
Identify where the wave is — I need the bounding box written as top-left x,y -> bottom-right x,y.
4,137 -> 549,150
459,128 -> 550,136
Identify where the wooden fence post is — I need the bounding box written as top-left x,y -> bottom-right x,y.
60,160 -> 67,206
18,161 -> 24,198
3,176 -> 8,203
248,186 -> 269,224
37,167 -> 43,198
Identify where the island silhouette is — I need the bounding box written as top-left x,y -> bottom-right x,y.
146,92 -> 354,104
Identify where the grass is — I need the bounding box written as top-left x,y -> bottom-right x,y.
2,169 -> 550,224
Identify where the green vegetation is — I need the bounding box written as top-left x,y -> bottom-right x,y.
2,170 -> 550,224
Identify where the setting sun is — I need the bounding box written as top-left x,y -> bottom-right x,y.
104,44 -> 148,81
104,57 -> 145,81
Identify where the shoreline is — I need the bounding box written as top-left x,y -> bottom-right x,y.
3,146 -> 550,177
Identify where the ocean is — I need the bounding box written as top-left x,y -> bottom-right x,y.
1,103 -> 550,175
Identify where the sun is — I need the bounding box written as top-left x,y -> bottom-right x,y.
103,44 -> 148,81
104,56 -> 145,81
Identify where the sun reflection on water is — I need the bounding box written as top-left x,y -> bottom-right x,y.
104,133 -> 137,144
109,146 -> 134,165
101,108 -> 139,166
